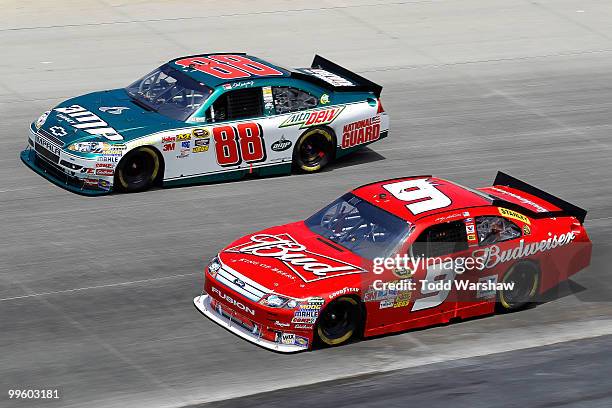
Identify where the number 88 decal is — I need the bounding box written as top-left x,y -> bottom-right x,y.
213,122 -> 266,166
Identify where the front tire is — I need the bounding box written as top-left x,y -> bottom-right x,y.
293,128 -> 334,173
316,297 -> 361,347
497,262 -> 540,311
115,146 -> 160,193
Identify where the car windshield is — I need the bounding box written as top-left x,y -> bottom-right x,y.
305,193 -> 412,260
125,64 -> 213,121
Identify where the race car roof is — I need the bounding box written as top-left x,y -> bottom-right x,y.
168,53 -> 291,87
352,176 -> 493,222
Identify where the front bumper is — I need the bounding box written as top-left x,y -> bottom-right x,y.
21,125 -> 116,195
21,148 -> 111,196
193,295 -> 309,353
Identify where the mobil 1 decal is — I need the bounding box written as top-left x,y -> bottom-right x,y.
212,122 -> 266,166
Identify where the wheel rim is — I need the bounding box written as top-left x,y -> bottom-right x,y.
318,298 -> 358,344
122,151 -> 154,187
501,265 -> 538,308
300,133 -> 329,167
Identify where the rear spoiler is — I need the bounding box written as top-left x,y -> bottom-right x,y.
491,171 -> 587,224
291,55 -> 383,97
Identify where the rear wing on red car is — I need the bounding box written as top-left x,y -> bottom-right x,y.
491,171 -> 587,224
292,55 -> 383,97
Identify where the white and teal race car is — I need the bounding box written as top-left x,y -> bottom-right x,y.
22,54 -> 389,195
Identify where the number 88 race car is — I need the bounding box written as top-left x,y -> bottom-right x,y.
194,172 -> 591,352
21,54 -> 388,195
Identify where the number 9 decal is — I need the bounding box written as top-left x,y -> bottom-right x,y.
411,263 -> 456,312
383,178 -> 451,215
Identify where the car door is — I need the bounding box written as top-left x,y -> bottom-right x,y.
204,87 -> 270,171
264,85 -> 320,158
407,220 -> 470,322
368,219 -> 470,329
455,213 -> 524,313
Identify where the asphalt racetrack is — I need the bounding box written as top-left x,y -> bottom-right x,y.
1,1 -> 612,407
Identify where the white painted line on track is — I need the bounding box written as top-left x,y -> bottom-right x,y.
0,272 -> 198,302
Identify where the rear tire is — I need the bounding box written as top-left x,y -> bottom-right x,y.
293,128 -> 334,173
115,146 -> 160,193
316,297 -> 361,347
497,262 -> 539,311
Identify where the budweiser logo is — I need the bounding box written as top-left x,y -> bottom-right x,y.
472,232 -> 576,269
227,233 -> 365,282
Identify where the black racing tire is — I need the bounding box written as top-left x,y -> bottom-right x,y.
293,127 -> 335,173
316,296 -> 361,347
497,262 -> 540,312
115,146 -> 161,193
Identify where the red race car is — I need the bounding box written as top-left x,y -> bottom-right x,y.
194,172 -> 592,352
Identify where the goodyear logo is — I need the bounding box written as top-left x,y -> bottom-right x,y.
499,207 -> 531,225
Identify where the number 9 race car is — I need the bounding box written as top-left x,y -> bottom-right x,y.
193,172 -> 591,352
21,54 -> 388,195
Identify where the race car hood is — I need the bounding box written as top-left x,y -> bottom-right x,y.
38,89 -> 183,145
218,221 -> 371,297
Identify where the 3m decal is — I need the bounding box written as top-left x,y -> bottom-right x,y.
54,105 -> 123,141
226,233 -> 366,282
341,116 -> 380,149
163,143 -> 175,152
175,54 -> 284,80
499,207 -> 531,225
213,123 -> 265,166
383,179 -> 452,215
279,107 -> 344,129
